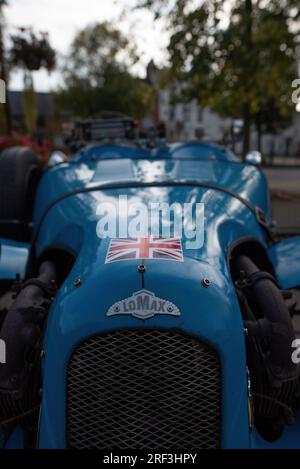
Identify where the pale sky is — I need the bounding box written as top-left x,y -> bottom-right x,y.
5,0 -> 169,91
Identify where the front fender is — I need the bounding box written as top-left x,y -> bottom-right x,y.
268,236 -> 300,289
0,238 -> 30,280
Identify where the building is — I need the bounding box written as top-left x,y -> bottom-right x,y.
146,61 -> 300,158
157,88 -> 231,142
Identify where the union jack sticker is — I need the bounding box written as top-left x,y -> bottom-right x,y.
105,236 -> 184,263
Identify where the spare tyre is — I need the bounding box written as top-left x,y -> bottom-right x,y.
0,146 -> 43,241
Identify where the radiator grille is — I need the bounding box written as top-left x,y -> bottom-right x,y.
67,329 -> 221,448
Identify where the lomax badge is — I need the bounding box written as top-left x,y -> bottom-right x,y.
106,289 -> 181,320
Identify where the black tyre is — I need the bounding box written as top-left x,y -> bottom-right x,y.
0,146 -> 43,241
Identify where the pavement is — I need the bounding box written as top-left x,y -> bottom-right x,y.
263,167 -> 300,236
265,156 -> 300,167
264,167 -> 300,193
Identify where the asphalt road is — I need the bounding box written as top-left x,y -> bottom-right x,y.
263,167 -> 300,235
264,167 -> 300,193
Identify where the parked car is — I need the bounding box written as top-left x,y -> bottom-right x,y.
0,121 -> 300,449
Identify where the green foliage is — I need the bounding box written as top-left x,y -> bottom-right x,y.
10,30 -> 55,72
67,22 -> 138,76
136,0 -> 300,149
55,22 -> 153,119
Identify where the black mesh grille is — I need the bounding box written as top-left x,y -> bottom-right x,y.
67,329 -> 221,449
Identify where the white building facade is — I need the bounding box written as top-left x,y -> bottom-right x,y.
145,62 -> 300,158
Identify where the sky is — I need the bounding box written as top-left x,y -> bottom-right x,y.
5,0 -> 169,91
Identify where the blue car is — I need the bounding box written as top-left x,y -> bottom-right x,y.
0,122 -> 300,449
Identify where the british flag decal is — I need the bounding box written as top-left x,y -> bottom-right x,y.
105,236 -> 184,263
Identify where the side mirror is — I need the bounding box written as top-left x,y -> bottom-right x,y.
245,151 -> 262,166
48,151 -> 69,167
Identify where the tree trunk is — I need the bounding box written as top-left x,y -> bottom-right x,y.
243,102 -> 251,157
0,21 -> 12,134
256,113 -> 262,153
230,122 -> 236,153
242,0 -> 253,160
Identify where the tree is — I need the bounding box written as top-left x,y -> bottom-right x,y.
55,22 -> 153,119
136,0 -> 300,156
0,1 -> 56,135
10,29 -> 55,86
0,0 -> 11,133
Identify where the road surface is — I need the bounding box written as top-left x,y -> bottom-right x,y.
263,167 -> 300,235
264,168 -> 300,193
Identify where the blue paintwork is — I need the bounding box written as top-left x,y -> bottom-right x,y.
0,238 -> 30,280
268,236 -> 300,288
4,427 -> 24,449
34,153 -> 270,228
5,142 -> 300,448
72,141 -> 240,164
